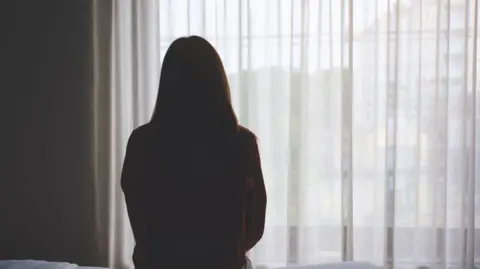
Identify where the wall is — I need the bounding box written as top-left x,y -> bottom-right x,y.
1,0 -> 97,265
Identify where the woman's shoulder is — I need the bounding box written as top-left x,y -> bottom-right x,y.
133,123 -> 151,135
127,123 -> 153,147
238,125 -> 256,138
238,125 -> 258,146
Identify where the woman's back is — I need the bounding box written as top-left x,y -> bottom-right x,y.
121,123 -> 264,269
122,35 -> 266,269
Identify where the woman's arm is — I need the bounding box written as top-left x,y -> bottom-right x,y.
121,130 -> 146,243
244,138 -> 267,251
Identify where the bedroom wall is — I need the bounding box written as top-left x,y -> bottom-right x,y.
0,0 -> 97,265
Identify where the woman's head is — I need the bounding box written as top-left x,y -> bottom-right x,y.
151,36 -> 238,137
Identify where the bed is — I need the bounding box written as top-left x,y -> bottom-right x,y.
0,260 -> 107,269
0,260 -> 378,269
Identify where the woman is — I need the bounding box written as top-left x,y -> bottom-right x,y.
121,36 -> 267,269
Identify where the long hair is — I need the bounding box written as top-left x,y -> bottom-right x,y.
150,36 -> 238,140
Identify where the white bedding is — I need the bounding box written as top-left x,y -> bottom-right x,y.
273,262 -> 379,269
0,260 -> 378,269
0,260 -> 106,269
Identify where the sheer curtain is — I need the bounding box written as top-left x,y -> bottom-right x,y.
92,0 -> 480,268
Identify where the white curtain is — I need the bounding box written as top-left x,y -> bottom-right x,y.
92,0 -> 480,268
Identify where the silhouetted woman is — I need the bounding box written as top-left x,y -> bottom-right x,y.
121,36 -> 267,269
